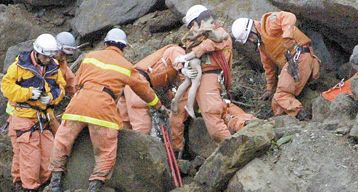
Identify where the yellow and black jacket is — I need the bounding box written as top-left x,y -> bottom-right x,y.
1,50 -> 66,118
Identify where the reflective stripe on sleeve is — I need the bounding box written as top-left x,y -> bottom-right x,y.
147,94 -> 159,106
6,102 -> 14,116
62,113 -> 119,130
83,58 -> 131,77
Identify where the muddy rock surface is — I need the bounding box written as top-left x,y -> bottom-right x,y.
1,0 -> 358,191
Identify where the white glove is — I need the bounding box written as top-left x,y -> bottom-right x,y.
31,88 -> 42,100
174,55 -> 187,66
181,67 -> 198,79
40,95 -> 51,105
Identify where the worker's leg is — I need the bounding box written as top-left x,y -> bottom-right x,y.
196,73 -> 231,144
49,120 -> 86,172
169,89 -> 190,152
38,129 -> 54,184
272,53 -> 313,116
124,85 -> 152,134
88,124 -> 118,182
12,115 -> 43,189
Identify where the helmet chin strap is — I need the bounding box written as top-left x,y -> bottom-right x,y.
251,31 -> 262,52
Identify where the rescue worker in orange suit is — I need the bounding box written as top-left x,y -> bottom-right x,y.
1,33 -> 66,191
117,44 -> 186,134
47,28 -> 164,192
232,11 -> 320,121
169,5 -> 234,154
54,31 -> 77,96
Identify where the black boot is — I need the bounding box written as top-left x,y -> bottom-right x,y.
88,180 -> 104,192
295,110 -> 312,121
14,181 -> 24,192
47,171 -> 63,192
23,189 -> 37,192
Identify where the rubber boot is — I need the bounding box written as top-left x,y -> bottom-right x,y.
88,180 -> 104,192
14,181 -> 24,192
23,189 -> 37,192
48,171 -> 63,192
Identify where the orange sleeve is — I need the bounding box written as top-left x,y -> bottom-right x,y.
276,11 -> 297,39
126,68 -> 162,109
60,63 -> 75,95
163,46 -> 185,71
260,50 -> 278,92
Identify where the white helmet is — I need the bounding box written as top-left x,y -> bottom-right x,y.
182,5 -> 208,28
231,18 -> 254,45
56,32 -> 77,55
33,33 -> 59,57
104,28 -> 128,45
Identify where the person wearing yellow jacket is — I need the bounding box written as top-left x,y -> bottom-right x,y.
1,33 -> 66,191
232,11 -> 321,121
47,28 -> 163,192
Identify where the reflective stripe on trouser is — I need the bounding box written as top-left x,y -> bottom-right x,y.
123,85 -> 151,135
272,53 -> 313,116
170,73 -> 232,151
10,115 -> 53,189
49,120 -> 118,182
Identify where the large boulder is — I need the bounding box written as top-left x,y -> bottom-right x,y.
192,120 -> 275,191
0,4 -> 71,71
187,117 -> 216,158
227,121 -> 358,191
3,40 -> 34,73
62,128 -> 174,191
71,0 -> 166,37
13,0 -> 74,7
269,0 -> 358,53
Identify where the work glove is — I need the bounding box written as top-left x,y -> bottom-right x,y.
174,55 -> 187,66
260,90 -> 274,101
31,88 -> 42,100
40,95 -> 51,105
181,66 -> 198,79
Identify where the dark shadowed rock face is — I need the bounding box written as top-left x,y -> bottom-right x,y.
62,128 -> 174,191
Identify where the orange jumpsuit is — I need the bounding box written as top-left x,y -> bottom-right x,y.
170,27 -> 233,151
59,59 -> 75,96
49,46 -> 161,182
254,11 -> 320,116
1,51 -> 66,190
117,45 -> 185,134
7,59 -> 76,187
223,102 -> 257,133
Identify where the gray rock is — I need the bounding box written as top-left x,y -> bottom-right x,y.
350,76 -> 358,100
71,0 -> 165,37
193,120 -> 275,191
312,96 -> 331,123
269,0 -> 358,52
14,0 -> 73,7
229,124 -> 358,192
188,117 -> 216,158
324,94 -> 358,127
62,128 -> 174,192
3,40 -> 34,73
350,45 -> 358,64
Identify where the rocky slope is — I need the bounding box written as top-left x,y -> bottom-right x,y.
1,0 -> 358,191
